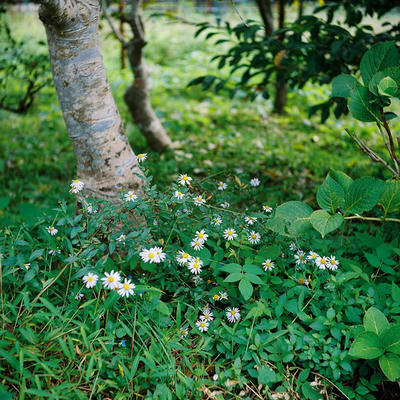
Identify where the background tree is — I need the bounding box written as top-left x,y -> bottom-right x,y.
36,0 -> 143,202
103,0 -> 172,152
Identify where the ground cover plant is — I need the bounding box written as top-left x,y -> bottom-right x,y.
1,2 -> 400,399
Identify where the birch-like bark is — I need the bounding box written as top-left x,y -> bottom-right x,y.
38,0 -> 143,202
123,0 -> 172,152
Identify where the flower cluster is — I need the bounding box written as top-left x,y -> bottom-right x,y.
140,247 -> 166,264
70,179 -> 84,194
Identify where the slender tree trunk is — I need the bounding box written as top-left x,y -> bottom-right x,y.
273,0 -> 288,114
38,0 -> 143,202
124,0 -> 172,152
255,0 -> 274,37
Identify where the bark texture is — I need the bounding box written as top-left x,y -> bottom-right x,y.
123,0 -> 172,152
38,0 -> 143,202
255,0 -> 274,37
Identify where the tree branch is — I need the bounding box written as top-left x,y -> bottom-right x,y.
379,108 -> 400,173
101,0 -> 128,47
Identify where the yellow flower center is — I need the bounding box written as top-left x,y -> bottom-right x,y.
108,277 -> 114,282
330,260 -> 335,264
213,295 -> 219,300
148,253 -> 154,258
88,277 -> 93,282
183,176 -> 188,181
123,283 -> 130,290
183,253 -> 189,258
231,310 -> 236,315
200,322 -> 205,327
197,197 -> 202,201
321,259 -> 326,264
252,234 -> 257,239
266,262 -> 270,266
194,263 -> 199,269
198,233 -> 204,238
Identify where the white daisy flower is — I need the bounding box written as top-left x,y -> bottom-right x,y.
176,250 -> 191,265
174,190 -> 184,200
219,291 -> 228,300
118,279 -> 136,298
196,319 -> 209,332
101,270 -> 121,290
213,216 -> 222,226
262,259 -> 275,271
47,226 -> 58,236
116,234 -> 126,243
83,273 -> 98,288
218,182 -> 227,191
263,205 -> 273,213
190,239 -> 204,251
140,248 -> 158,263
327,256 -> 339,271
194,230 -> 208,243
70,179 -> 84,194
289,242 -> 297,252
307,251 -> 319,262
192,275 -> 203,285
245,216 -> 257,225
124,191 -> 138,202
188,259 -> 202,275
294,250 -> 307,265
200,310 -> 214,322
48,249 -> 61,256
193,195 -> 206,206
226,307 -> 241,323
153,246 -> 166,262
86,205 -> 97,214
23,263 -> 31,270
178,174 -> 192,186
75,293 -> 84,300
220,202 -> 230,209
136,153 -> 147,162
315,256 -> 328,270
248,231 -> 261,244
180,327 -> 189,338
250,178 -> 260,187
191,257 -> 203,266
223,228 -> 237,241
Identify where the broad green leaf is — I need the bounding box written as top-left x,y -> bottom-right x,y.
271,201 -> 313,236
329,170 -> 352,193
258,366 -> 279,385
331,74 -> 361,98
348,85 -> 380,122
317,175 -> 345,212
246,273 -> 264,285
363,307 -> 389,335
344,177 -> 386,215
224,272 -> 243,282
381,325 -> 400,354
310,210 -> 344,238
243,264 -> 264,275
258,245 -> 281,260
220,263 -> 242,273
392,282 -> 400,303
378,76 -> 398,96
379,353 -> 400,381
239,278 -> 253,300
265,216 -> 287,236
369,67 -> 400,96
302,382 -> 322,400
380,181 -> 400,216
349,331 -> 383,359
360,41 -> 400,85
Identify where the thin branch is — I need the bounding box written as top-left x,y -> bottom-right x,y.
379,108 -> 400,173
345,215 -> 400,223
345,129 -> 399,177
230,0 -> 248,27
101,0 -> 127,47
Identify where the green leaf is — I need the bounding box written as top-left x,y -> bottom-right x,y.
392,282 -> 400,303
378,76 -> 398,96
224,272 -> 243,283
363,307 -> 389,335
349,331 -> 384,359
380,181 -> 400,215
272,201 -> 313,235
310,210 -> 344,238
348,85 -> 380,122
258,366 -> 279,385
331,74 -> 361,98
239,278 -> 253,300
243,264 -> 263,275
220,263 -> 242,273
379,353 -> 400,381
381,325 -> 400,354
258,245 -> 281,260
245,273 -> 264,285
360,41 -> 400,85
369,67 -> 400,96
344,177 -> 386,215
317,175 -> 345,213
329,170 -> 352,193
301,382 -> 322,400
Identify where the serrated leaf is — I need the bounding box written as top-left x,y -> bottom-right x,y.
380,181 -> 400,215
239,278 -> 253,301
329,170 -> 353,192
331,74 -> 361,98
310,210 -> 344,238
348,85 -> 380,122
302,382 -> 322,400
317,175 -> 345,212
379,353 -> 400,381
344,177 -> 386,215
369,67 -> 400,96
378,76 -> 398,96
381,325 -> 400,354
363,307 -> 389,335
349,331 -> 383,359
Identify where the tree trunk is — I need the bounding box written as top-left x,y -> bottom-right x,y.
273,0 -> 287,114
255,0 -> 274,37
38,0 -> 143,203
124,0 -> 172,152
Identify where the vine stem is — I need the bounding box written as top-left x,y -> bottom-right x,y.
344,215 -> 400,223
